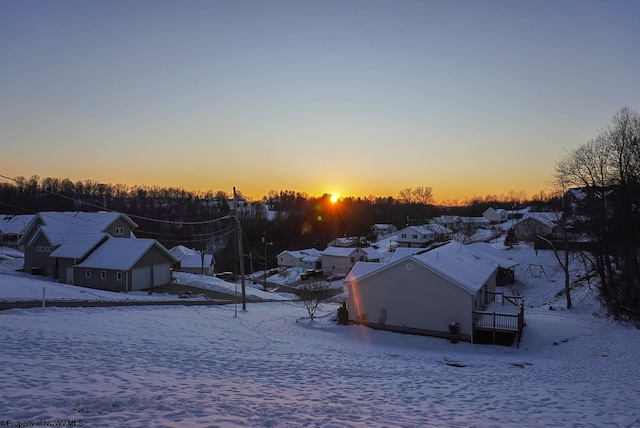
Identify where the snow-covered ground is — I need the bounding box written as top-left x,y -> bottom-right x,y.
1,243 -> 640,426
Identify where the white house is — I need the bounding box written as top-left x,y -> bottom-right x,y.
345,241 -> 524,343
277,248 -> 322,271
511,212 -> 560,240
371,224 -> 398,239
483,208 -> 508,224
321,246 -> 370,276
396,224 -> 452,248
169,245 -> 215,275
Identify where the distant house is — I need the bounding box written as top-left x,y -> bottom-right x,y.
327,236 -> 368,248
277,248 -> 322,271
19,211 -> 138,277
483,208 -> 508,224
0,214 -> 34,249
321,246 -> 371,276
345,241 -> 524,344
430,215 -> 463,232
396,224 -> 452,248
511,212 -> 560,241
169,245 -> 215,275
73,238 -> 176,292
371,224 -> 398,239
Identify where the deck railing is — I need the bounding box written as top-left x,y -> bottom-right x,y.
476,291 -> 525,347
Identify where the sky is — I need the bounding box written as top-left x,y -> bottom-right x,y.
1,0 -> 639,203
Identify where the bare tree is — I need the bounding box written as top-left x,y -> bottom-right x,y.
398,186 -> 434,205
297,281 -> 333,321
398,187 -> 413,204
412,186 -> 434,205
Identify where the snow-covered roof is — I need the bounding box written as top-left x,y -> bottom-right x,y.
460,216 -> 490,225
0,214 -> 34,234
388,247 -> 424,263
49,233 -> 108,259
372,223 -> 395,230
466,242 -> 519,269
169,245 -> 198,260
76,238 -> 176,271
322,246 -> 360,257
345,262 -> 385,283
523,212 -> 562,225
360,247 -> 384,261
431,215 -> 460,224
411,242 -> 498,293
20,211 -> 137,246
398,225 -> 436,237
349,241 -> 497,294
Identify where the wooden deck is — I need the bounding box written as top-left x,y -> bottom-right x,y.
473,292 -> 524,347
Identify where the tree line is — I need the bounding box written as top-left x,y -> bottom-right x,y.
553,106 -> 640,321
0,177 -> 549,273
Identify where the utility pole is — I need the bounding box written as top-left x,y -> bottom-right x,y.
233,187 -> 247,311
263,233 -> 268,291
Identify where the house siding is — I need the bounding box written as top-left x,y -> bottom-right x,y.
107,217 -> 135,238
348,262 -> 477,341
323,248 -> 367,275
24,234 -> 55,276
75,268 -> 125,292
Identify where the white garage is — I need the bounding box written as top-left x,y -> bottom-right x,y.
132,266 -> 151,291
153,263 -> 171,286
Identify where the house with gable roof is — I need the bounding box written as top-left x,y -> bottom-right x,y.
169,245 -> 215,276
511,212 -> 560,241
321,246 -> 371,276
0,214 -> 34,249
19,211 -> 138,277
396,224 -> 452,248
483,207 -> 508,224
73,238 -> 176,291
345,241 -> 524,344
19,211 -> 176,291
277,248 -> 322,271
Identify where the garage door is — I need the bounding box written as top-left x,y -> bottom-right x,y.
131,266 -> 151,291
153,263 -> 170,286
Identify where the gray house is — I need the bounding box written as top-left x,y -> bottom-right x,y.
345,241 -> 524,344
73,238 -> 176,292
19,211 -> 137,277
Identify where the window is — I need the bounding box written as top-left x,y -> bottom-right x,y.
85,269 -> 91,279
36,246 -> 44,252
115,227 -> 125,236
401,233 -> 407,238
116,271 -> 123,281
101,270 -> 106,280
412,234 -> 418,239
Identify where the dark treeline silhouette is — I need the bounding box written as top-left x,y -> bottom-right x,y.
553,106 -> 640,322
0,176 -> 549,273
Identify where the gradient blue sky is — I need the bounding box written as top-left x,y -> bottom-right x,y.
2,0 -> 639,203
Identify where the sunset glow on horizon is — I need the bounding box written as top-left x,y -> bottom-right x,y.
1,1 -> 639,205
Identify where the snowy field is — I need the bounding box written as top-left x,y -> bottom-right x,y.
2,243 -> 640,426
